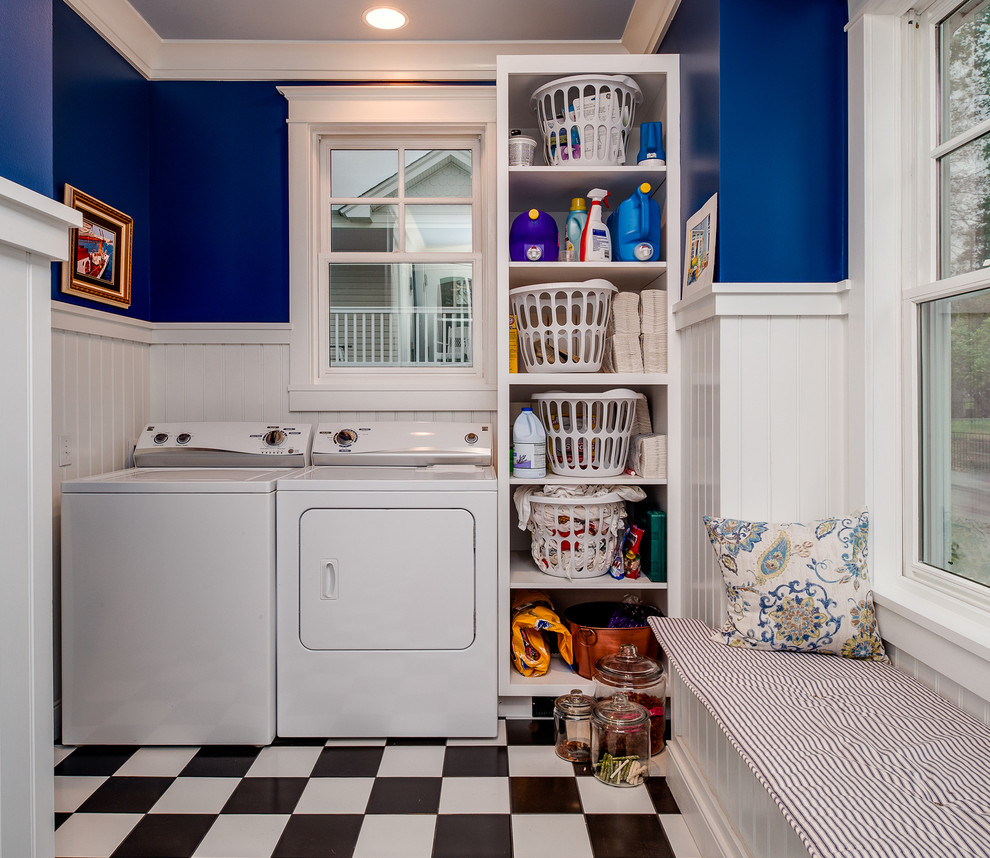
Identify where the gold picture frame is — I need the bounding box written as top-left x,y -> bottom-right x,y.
61,185 -> 133,308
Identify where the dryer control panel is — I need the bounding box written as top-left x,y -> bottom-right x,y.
133,422 -> 312,468
313,421 -> 491,467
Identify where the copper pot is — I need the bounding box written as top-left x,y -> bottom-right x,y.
563,601 -> 661,679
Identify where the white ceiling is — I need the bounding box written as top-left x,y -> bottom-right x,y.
64,0 -> 678,80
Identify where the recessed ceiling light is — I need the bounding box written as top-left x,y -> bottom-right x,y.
364,7 -> 408,30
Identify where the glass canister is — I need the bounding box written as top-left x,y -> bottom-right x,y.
593,643 -> 667,755
590,692 -> 650,787
553,689 -> 595,762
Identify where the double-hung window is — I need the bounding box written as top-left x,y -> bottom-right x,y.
281,86 -> 496,411
915,0 -> 990,600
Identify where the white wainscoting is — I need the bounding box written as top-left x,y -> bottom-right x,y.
673,284 -> 850,630
150,334 -> 496,426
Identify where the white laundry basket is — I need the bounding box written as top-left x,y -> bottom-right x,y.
531,74 -> 642,166
528,494 -> 627,579
533,389 -> 639,478
510,280 -> 616,372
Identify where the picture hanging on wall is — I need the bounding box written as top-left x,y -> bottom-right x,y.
682,192 -> 717,300
61,185 -> 132,308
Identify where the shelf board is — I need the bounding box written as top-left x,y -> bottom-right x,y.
505,655 -> 592,696
509,551 -> 668,589
508,261 -> 667,290
508,164 -> 667,211
509,474 -> 667,486
508,372 -> 669,387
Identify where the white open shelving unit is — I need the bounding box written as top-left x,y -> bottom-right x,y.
496,54 -> 681,705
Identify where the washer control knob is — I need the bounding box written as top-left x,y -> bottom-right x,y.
176,433 -> 192,445
334,429 -> 358,447
264,429 -> 286,447
153,432 -> 169,445
465,432 -> 479,444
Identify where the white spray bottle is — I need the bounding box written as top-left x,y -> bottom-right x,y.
580,188 -> 611,262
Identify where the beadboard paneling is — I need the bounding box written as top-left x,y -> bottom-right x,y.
150,341 -> 495,425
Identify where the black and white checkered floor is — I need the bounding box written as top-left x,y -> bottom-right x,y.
54,719 -> 700,858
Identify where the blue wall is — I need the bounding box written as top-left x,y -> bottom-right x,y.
53,2 -> 152,320
149,83 -> 289,322
718,0 -> 847,282
0,0 -> 53,196
657,0 -> 721,277
660,0 -> 848,283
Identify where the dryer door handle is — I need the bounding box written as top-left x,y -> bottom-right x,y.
321,559 -> 338,600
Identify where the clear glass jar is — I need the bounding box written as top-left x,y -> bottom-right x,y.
553,688 -> 595,762
591,692 -> 650,787
593,643 -> 667,755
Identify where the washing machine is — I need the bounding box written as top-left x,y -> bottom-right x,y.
60,421 -> 312,746
276,421 -> 498,738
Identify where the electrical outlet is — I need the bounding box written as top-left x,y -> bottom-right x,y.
58,434 -> 72,467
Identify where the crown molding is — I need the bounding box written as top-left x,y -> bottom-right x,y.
62,0 -> 634,80
623,0 -> 680,54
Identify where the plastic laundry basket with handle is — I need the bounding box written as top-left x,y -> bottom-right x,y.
533,389 -> 639,478
531,74 -> 642,166
510,280 -> 616,373
527,493 -> 627,579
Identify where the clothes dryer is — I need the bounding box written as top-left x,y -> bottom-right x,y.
276,421 -> 498,738
60,422 -> 311,745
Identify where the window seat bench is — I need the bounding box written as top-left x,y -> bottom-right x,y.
649,617 -> 990,858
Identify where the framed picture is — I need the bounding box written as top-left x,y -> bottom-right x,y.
682,192 -> 717,300
61,186 -> 132,308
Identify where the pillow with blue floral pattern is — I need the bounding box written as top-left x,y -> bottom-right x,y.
703,510 -> 887,662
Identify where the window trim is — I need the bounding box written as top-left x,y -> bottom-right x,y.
851,4 -> 990,670
279,85 -> 497,412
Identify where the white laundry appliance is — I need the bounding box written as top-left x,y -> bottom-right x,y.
60,421 -> 312,746
276,421 -> 498,738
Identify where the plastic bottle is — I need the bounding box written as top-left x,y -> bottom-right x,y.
512,407 -> 547,479
580,189 -> 612,262
564,198 -> 588,262
609,182 -> 662,262
510,209 -> 559,262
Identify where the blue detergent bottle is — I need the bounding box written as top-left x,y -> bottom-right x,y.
609,182 -> 662,262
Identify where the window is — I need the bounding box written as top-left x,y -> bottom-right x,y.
322,142 -> 479,370
280,86 -> 496,411
916,0 -> 990,595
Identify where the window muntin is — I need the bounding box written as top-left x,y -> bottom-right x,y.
321,141 -> 479,372
940,0 -> 990,141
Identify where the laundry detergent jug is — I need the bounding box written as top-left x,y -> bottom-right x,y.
609,183 -> 662,262
510,209 -> 559,262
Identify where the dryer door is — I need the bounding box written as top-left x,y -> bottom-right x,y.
298,506 -> 476,650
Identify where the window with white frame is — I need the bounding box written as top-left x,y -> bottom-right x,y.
280,86 -> 496,412
915,0 -> 990,596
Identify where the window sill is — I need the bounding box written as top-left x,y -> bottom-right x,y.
288,384 -> 497,412
873,580 -> 990,696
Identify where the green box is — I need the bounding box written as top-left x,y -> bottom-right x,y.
637,507 -> 667,583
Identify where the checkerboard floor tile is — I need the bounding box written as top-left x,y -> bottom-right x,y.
53,720 -> 702,858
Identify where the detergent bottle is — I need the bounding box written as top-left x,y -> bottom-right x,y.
564,198 -> 588,262
512,407 -> 546,478
510,209 -> 559,262
609,182 -> 662,262
579,189 -> 611,262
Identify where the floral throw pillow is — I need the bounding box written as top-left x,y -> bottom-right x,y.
703,510 -> 887,662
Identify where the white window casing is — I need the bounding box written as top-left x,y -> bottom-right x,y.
279,85 -> 497,412
849,3 -> 990,690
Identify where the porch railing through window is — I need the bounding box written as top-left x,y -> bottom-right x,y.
329,307 -> 473,367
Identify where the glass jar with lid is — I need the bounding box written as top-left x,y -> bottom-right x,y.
590,692 -> 650,787
553,689 -> 595,762
593,643 -> 666,755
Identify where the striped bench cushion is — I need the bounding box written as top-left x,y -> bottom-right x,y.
650,616 -> 990,858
